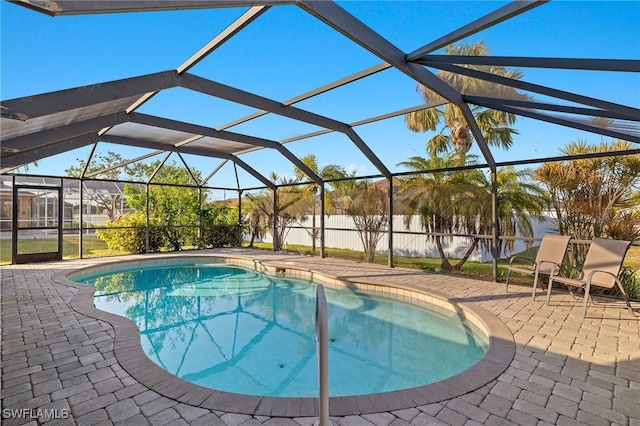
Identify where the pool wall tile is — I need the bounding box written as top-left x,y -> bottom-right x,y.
254,397 -> 275,416
270,397 -> 290,417
330,396 -> 360,416
179,388 -> 214,406
299,397 -> 317,416
285,397 -> 303,417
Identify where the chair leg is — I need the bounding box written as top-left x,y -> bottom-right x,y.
615,278 -> 636,316
566,285 -> 577,299
505,269 -> 511,292
532,268 -> 540,300
582,281 -> 591,318
546,276 -> 554,305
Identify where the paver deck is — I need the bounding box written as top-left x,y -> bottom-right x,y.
2,248 -> 639,425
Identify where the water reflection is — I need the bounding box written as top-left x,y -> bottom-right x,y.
77,263 -> 488,397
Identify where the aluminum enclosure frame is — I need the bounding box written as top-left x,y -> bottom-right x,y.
2,0 -> 639,275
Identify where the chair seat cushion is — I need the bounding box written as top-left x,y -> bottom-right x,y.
509,264 -> 558,276
551,276 -> 585,288
508,266 -> 535,276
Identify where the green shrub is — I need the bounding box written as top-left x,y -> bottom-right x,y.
201,224 -> 240,247
156,225 -> 198,251
96,212 -> 163,254
200,205 -> 241,248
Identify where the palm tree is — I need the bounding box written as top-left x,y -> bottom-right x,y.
398,153 -> 546,271
534,140 -> 640,241
243,192 -> 269,247
397,153 -> 480,271
293,154 -> 351,253
482,166 -> 547,256
250,172 -> 311,249
405,41 -> 526,157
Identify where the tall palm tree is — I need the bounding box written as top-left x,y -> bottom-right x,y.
405,41 -> 526,157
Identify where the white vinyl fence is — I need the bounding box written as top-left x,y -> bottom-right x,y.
256,212 -> 558,262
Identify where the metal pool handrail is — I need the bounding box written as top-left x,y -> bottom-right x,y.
315,284 -> 331,426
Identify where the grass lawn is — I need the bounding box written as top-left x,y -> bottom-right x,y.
4,238 -> 639,273
624,245 -> 640,270
245,242 -> 640,297
247,242 -> 515,278
0,236 -> 129,264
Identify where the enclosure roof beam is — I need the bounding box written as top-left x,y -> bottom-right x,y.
496,148 -> 640,169
413,55 -> 640,72
0,134 -> 100,174
406,0 -> 548,60
0,71 -> 179,120
177,5 -> 270,75
344,128 -> 392,179
479,103 -> 640,144
129,112 -> 324,185
278,100 -> 449,144
350,100 -> 451,127
79,143 -> 99,179
180,72 -> 391,178
179,73 -> 350,133
297,1 -> 462,106
217,62 -> 391,130
121,6 -> 269,119
202,159 -> 229,187
147,152 -> 172,184
82,136 -> 203,179
2,67 -> 391,180
297,0 -> 496,171
1,112 -> 129,154
85,151 -> 166,178
102,134 -> 275,189
11,0 -> 294,17
464,96 -> 640,122
429,62 -> 640,121
177,152 -> 201,186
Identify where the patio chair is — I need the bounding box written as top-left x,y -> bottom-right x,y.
546,238 -> 635,318
505,234 -> 571,299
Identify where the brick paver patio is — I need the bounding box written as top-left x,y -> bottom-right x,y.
2,248 -> 639,425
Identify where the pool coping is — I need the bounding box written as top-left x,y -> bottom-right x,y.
52,253 -> 515,417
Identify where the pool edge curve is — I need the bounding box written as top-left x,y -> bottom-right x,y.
52,253 -> 515,417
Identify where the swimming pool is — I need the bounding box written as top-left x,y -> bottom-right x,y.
72,259 -> 489,398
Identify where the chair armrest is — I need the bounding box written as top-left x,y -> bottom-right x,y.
536,260 -> 562,275
508,255 -> 535,268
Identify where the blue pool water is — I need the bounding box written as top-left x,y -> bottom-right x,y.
73,261 -> 488,397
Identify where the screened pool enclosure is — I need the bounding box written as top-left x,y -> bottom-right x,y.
1,0 -> 639,278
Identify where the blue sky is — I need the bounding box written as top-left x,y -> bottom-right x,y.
1,1 -> 639,193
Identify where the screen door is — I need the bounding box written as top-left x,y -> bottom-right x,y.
12,185 -> 63,264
